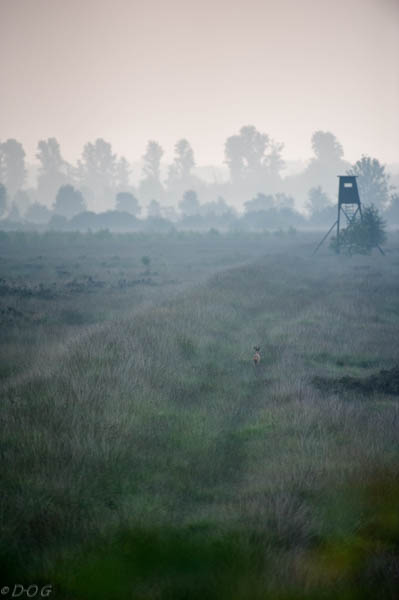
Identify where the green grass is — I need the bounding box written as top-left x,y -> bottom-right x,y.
1,231 -> 399,598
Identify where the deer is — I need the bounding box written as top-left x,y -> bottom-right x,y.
253,346 -> 261,366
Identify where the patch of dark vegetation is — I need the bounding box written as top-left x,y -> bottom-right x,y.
56,268 -> 71,277
0,278 -> 57,299
313,365 -> 399,395
65,276 -> 106,292
115,277 -> 155,289
310,352 -> 380,369
0,306 -> 24,319
0,364 -> 16,380
176,334 -> 197,359
22,469 -> 399,600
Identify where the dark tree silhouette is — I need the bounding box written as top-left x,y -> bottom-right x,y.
348,156 -> 391,210
330,204 -> 387,255
140,141 -> 164,202
200,197 -> 234,217
306,186 -> 336,225
224,126 -> 284,185
267,140 -> 285,176
225,126 -> 269,181
224,134 -> 245,182
179,189 -> 200,216
49,214 -> 68,230
142,141 -> 163,182
25,202 -> 52,224
141,255 -> 151,272
306,186 -> 331,214
0,139 -> 26,197
95,210 -> 139,231
115,191 -> 140,215
162,205 -> 178,221
78,139 -> 117,208
282,131 -> 348,206
244,192 -> 274,213
115,157 -> 131,189
36,138 -> 70,205
385,192 -> 399,224
0,183 -> 7,217
311,131 -> 344,163
68,211 -> 98,230
167,139 -> 195,184
274,193 -> 295,209
54,185 -> 86,218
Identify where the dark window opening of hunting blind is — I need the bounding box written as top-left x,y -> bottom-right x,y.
338,176 -> 360,205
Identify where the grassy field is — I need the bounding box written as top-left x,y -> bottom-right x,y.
0,230 -> 298,381
1,230 -> 399,599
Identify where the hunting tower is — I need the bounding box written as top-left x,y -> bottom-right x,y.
313,175 -> 362,254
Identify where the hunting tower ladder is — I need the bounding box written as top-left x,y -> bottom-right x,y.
313,175 -> 362,254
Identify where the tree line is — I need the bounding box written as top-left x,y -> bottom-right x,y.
0,127 -> 398,230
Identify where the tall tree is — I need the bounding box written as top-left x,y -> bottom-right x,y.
142,141 -> 163,182
224,126 -> 284,184
286,130 -> 349,205
53,184 -> 86,218
224,134 -> 245,182
139,141 -> 164,202
78,138 -> 117,210
244,192 -> 274,213
311,131 -> 344,163
274,193 -> 295,209
36,138 -> 70,205
115,191 -> 140,216
0,139 -> 26,197
115,157 -> 132,190
267,140 -> 285,177
385,192 -> 399,224
331,204 -> 387,255
200,197 -> 234,217
225,126 -> 269,182
347,156 -> 391,210
167,139 -> 195,184
306,186 -> 331,214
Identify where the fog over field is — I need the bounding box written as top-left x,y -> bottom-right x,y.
0,0 -> 398,218
1,1 -> 399,598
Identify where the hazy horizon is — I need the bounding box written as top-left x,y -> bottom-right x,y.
1,0 -> 398,168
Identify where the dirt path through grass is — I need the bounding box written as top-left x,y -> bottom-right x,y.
2,247 -> 399,598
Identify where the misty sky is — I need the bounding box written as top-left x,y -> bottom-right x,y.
0,0 -> 398,167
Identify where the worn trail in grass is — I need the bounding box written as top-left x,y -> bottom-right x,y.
2,247 -> 399,598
